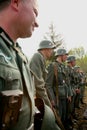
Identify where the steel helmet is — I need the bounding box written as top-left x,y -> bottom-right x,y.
67,55 -> 76,62
55,48 -> 68,57
74,65 -> 80,71
38,40 -> 55,50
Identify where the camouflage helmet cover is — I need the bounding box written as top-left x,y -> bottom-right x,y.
38,40 -> 55,50
55,48 -> 68,56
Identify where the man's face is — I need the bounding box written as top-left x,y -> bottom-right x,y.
45,48 -> 54,59
62,54 -> 68,62
71,60 -> 76,67
17,0 -> 38,38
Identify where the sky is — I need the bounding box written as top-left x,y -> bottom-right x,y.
18,0 -> 87,58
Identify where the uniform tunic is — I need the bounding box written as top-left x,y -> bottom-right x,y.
0,28 -> 35,130
30,52 -> 51,107
30,52 -> 61,130
46,61 -> 72,125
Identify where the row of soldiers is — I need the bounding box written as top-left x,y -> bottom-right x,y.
45,48 -> 87,130
30,40 -> 87,130
0,1 -> 86,129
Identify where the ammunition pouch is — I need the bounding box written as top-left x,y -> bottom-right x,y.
0,89 -> 23,130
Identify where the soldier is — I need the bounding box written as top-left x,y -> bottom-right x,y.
30,40 -> 55,107
0,0 -> 38,130
46,48 -> 72,129
30,40 -> 61,130
79,70 -> 86,104
74,66 -> 87,107
66,56 -> 81,119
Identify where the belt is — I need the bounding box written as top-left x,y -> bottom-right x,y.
27,123 -> 34,130
58,84 -> 66,87
58,80 -> 66,85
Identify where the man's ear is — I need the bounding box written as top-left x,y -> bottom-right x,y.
10,0 -> 20,11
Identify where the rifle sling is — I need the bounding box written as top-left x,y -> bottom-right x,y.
53,63 -> 59,105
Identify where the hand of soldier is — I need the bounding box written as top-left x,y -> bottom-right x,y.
67,96 -> 72,102
75,88 -> 80,94
51,100 -> 56,107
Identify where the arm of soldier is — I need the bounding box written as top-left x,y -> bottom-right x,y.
75,75 -> 81,93
0,78 -> 4,91
65,79 -> 72,102
75,82 -> 80,93
65,68 -> 72,102
34,75 -> 52,108
30,69 -> 36,98
45,63 -> 56,106
67,85 -> 72,102
30,53 -> 52,107
66,77 -> 72,102
30,53 -> 43,79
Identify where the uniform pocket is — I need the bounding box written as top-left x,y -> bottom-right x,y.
0,64 -> 22,91
58,85 -> 66,97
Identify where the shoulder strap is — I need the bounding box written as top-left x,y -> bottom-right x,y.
53,63 -> 66,130
53,62 -> 59,105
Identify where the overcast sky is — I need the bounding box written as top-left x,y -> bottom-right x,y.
18,0 -> 87,58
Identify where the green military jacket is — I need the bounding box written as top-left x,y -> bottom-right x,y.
66,65 -> 76,95
73,67 -> 82,89
30,52 -> 52,107
46,61 -> 72,102
30,53 -> 62,130
66,65 -> 82,95
0,28 -> 35,130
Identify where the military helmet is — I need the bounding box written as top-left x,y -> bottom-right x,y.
74,65 -> 80,71
35,98 -> 61,130
38,40 -> 55,50
67,55 -> 76,62
55,48 -> 68,57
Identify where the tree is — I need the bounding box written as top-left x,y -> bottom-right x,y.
44,23 -> 64,49
68,46 -> 85,59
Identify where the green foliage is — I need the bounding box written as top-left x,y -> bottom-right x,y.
69,47 -> 87,72
76,55 -> 87,72
68,46 -> 85,58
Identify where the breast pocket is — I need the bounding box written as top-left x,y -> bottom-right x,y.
58,85 -> 66,97
0,64 -> 22,91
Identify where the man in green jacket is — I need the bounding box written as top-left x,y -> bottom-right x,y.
30,40 -> 55,107
30,40 -> 61,130
0,0 -> 38,130
66,56 -> 81,118
46,48 -> 72,129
